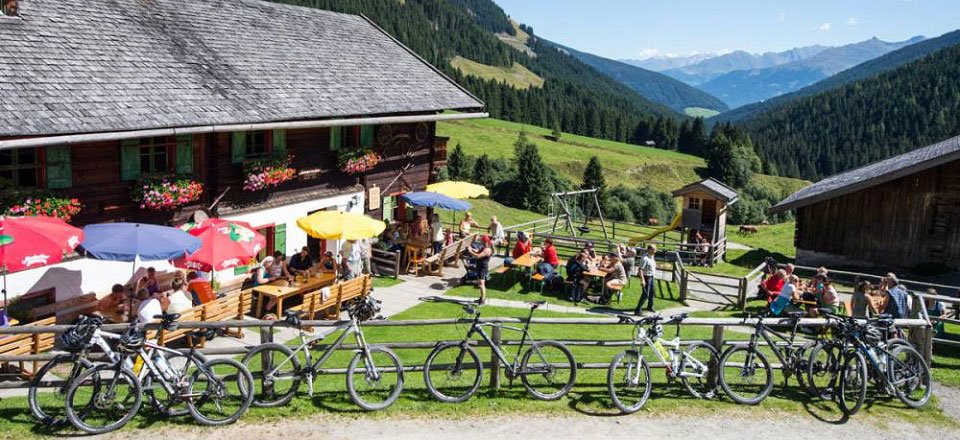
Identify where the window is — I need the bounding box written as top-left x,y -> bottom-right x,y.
329,125 -> 375,152
245,132 -> 269,158
0,148 -> 41,188
2,0 -> 18,17
138,137 -> 171,175
232,130 -> 285,164
687,197 -> 701,210
121,135 -> 192,181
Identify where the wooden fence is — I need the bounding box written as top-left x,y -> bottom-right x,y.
0,315 -> 932,391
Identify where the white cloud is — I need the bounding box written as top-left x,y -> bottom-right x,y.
847,17 -> 859,25
777,12 -> 786,22
818,22 -> 831,31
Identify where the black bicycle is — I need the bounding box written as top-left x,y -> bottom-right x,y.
419,296 -> 577,403
717,311 -> 817,405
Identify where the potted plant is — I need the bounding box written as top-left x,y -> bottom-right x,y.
131,175 -> 204,210
2,193 -> 83,222
338,148 -> 382,175
243,154 -> 297,192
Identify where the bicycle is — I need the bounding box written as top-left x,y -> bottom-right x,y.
63,314 -> 252,434
241,296 -> 404,411
607,313 -> 718,414
717,311 -> 818,405
818,309 -> 931,415
419,296 -> 577,403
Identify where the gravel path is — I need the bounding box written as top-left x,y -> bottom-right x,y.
98,413 -> 959,440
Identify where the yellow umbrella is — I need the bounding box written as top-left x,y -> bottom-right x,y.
296,211 -> 386,240
425,181 -> 489,199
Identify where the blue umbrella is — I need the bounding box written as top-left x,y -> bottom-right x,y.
81,223 -> 202,262
401,191 -> 472,211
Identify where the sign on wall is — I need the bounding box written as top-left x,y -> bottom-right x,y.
368,185 -> 381,210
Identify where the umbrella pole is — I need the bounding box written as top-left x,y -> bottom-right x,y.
2,267 -> 7,311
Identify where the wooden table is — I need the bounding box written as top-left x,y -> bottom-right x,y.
511,252 -> 541,269
254,273 -> 336,317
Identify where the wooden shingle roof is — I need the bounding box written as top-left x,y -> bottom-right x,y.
0,0 -> 483,137
672,178 -> 739,204
771,134 -> 960,213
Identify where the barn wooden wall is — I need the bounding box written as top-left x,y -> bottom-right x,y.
795,160 -> 960,270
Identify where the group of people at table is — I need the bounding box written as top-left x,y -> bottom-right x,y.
96,267 -> 215,324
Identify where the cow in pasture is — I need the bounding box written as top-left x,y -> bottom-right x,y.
648,218 -> 659,226
739,225 -> 759,235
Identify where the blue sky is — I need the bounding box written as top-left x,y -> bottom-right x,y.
492,0 -> 960,59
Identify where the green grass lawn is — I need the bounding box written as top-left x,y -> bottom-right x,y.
450,56 -> 544,89
690,222 -> 797,278
372,276 -> 404,289
437,117 -> 810,195
683,107 -> 721,118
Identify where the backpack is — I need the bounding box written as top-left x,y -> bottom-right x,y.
545,274 -> 564,294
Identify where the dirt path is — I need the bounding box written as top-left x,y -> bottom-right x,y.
99,413 -> 959,440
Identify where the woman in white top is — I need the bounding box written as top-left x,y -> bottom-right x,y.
135,288 -> 163,324
166,279 -> 193,314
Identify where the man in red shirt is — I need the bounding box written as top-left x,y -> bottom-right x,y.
759,269 -> 786,303
540,238 -> 559,267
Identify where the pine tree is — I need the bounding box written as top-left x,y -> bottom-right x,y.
580,156 -> 606,208
472,153 -> 496,189
550,118 -> 562,141
705,131 -> 752,189
510,133 -> 552,213
446,143 -> 473,181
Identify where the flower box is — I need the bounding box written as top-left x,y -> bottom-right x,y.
132,176 -> 204,211
3,195 -> 82,222
338,148 -> 381,175
243,154 -> 297,192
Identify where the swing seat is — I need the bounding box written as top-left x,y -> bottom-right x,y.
577,226 -> 592,235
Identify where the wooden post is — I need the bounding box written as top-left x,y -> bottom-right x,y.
612,221 -> 617,241
393,250 -> 401,280
708,325 -> 724,388
737,278 -> 747,310
259,322 -> 275,396
490,326 -> 501,390
908,326 -> 933,364
679,269 -> 688,302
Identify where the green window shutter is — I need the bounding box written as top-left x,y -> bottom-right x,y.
329,127 -> 342,151
45,145 -> 72,189
273,224 -> 287,256
231,132 -> 247,164
120,139 -> 141,181
175,135 -> 193,174
272,129 -> 287,156
360,125 -> 375,148
382,196 -> 394,222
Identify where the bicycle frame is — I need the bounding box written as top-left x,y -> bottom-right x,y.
629,323 -> 707,380
745,317 -> 805,371
459,306 -> 540,377
262,316 -> 368,396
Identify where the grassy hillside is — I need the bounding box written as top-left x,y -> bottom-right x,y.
684,107 -> 721,118
437,116 -> 809,195
450,56 -> 544,89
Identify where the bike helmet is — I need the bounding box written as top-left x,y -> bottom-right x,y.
864,326 -> 884,345
55,315 -> 101,353
117,326 -> 146,354
350,296 -> 381,322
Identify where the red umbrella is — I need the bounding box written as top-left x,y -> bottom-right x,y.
0,215 -> 84,305
172,219 -> 267,272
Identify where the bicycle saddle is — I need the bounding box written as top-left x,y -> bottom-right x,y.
786,311 -> 806,318
153,313 -> 180,322
669,313 -> 689,322
284,310 -> 303,326
526,300 -> 547,309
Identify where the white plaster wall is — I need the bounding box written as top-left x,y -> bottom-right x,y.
4,190 -> 365,301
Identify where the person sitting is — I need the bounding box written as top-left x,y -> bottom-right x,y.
926,289 -> 946,337
186,271 -> 215,306
599,253 -> 627,304
770,275 -> 801,316
410,213 -> 425,238
318,251 -> 337,276
135,288 -> 163,325
538,238 -> 560,269
459,212 -> 479,238
288,246 -> 314,275
271,250 -> 291,279
816,276 -> 840,316
166,279 -> 193,314
137,267 -> 160,294
759,269 -> 786,303
583,242 -> 598,263
98,284 -> 130,319
488,216 -> 505,248
254,256 -> 280,286
850,280 -> 872,318
507,231 -> 533,265
565,252 -> 589,303
618,243 -> 637,277
881,273 -> 909,319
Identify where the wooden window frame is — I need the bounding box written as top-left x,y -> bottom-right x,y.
0,147 -> 44,189
244,131 -> 272,160
688,197 -> 701,210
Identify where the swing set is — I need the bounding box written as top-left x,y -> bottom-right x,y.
550,188 -> 609,240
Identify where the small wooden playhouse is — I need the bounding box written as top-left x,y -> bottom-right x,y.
672,178 -> 739,260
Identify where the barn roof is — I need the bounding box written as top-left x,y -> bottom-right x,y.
0,0 -> 484,137
771,134 -> 960,213
672,178 -> 739,204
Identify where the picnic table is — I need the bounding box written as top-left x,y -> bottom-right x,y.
254,272 -> 337,317
511,252 -> 541,269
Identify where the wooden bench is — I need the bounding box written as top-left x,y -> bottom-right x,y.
423,234 -> 476,276
287,275 -> 373,320
216,276 -> 247,297
26,293 -> 99,324
155,290 -> 254,348
0,316 -> 57,378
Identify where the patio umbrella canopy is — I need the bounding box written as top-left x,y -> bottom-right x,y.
81,223 -> 202,262
425,181 -> 489,199
401,191 -> 472,211
172,219 -> 267,272
296,211 -> 386,241
0,215 -> 84,307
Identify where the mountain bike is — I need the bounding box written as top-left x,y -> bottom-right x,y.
717,311 -> 817,405
242,296 -> 404,411
419,296 -> 577,403
63,314 -> 252,434
607,313 -> 718,413
818,309 -> 931,415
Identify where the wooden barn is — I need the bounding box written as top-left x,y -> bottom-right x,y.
0,0 -> 484,296
771,134 -> 960,272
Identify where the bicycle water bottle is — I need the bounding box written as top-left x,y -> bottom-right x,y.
653,340 -> 669,360
153,353 -> 177,381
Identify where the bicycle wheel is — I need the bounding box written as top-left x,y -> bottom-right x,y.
187,358 -> 254,426
423,342 -> 483,403
679,341 -> 719,399
718,346 -> 773,405
520,340 -> 577,401
241,342 -> 302,408
143,350 -> 207,417
889,345 -> 931,408
64,364 -> 142,435
347,346 -> 404,411
837,351 -> 867,416
806,342 -> 841,398
29,354 -> 84,426
607,350 -> 651,414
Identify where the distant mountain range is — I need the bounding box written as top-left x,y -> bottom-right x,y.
620,52 -> 724,72
643,46 -> 830,85
717,30 -> 960,123
555,43 -> 729,114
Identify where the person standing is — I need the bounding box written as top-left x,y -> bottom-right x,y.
635,244 -> 657,315
359,239 -> 374,275
468,235 -> 494,305
459,212 -> 478,238
430,214 -> 445,255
